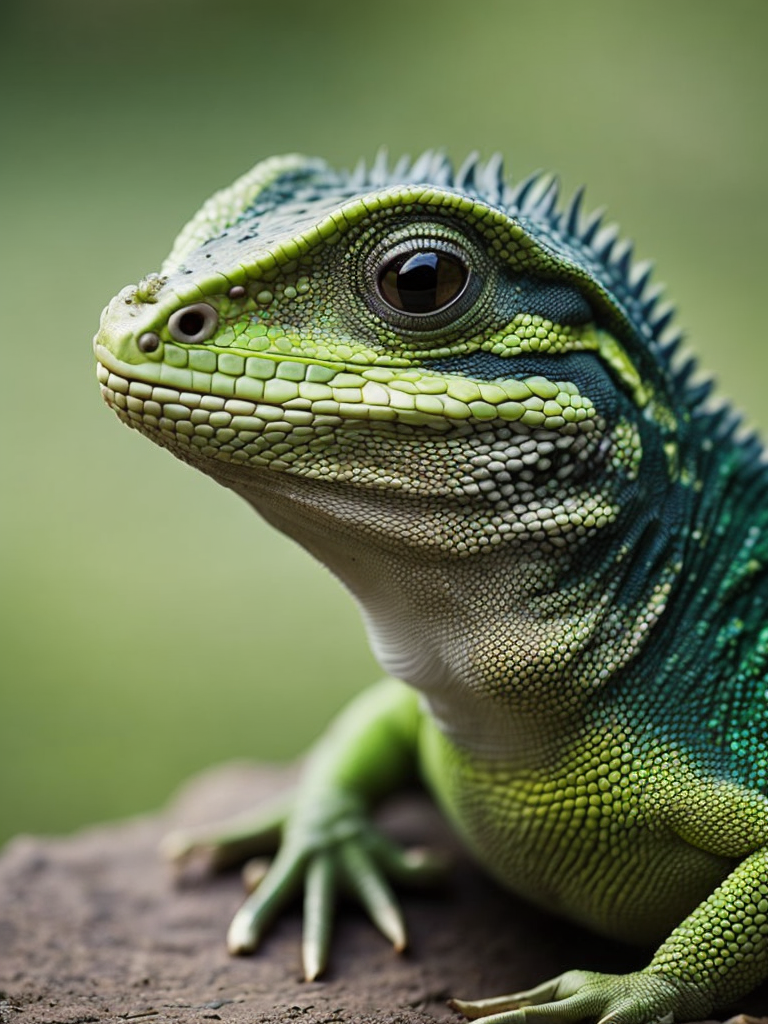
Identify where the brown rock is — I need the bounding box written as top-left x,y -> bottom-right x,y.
1,763 -> 765,1023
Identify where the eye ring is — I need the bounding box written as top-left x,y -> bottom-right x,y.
168,302 -> 218,344
359,225 -> 486,335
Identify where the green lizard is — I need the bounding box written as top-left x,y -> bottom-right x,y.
94,151 -> 768,1023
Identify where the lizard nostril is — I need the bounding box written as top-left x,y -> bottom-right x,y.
137,332 -> 160,353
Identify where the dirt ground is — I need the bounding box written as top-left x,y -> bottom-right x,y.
1,763 -> 766,1024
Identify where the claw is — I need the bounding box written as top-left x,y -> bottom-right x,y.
227,848 -> 306,954
161,792 -> 291,872
451,975 -> 574,1019
302,853 -> 336,980
338,842 -> 407,951
242,856 -> 271,893
159,829 -> 213,868
449,995 -> 523,1020
448,971 -> 705,1024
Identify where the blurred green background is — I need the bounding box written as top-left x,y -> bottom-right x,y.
2,0 -> 767,846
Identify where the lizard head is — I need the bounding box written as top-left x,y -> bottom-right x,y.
95,152 -> 685,562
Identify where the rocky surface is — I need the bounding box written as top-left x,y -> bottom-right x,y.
1,763 -> 765,1024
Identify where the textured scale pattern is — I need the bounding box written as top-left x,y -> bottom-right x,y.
95,152 -> 768,1023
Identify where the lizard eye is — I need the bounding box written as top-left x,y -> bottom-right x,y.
168,302 -> 218,344
359,226 -> 485,334
378,250 -> 468,315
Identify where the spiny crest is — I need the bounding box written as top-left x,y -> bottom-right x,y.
696,399 -> 765,462
348,151 -> 756,437
354,149 -> 676,345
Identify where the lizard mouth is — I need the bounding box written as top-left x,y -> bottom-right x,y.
96,341 -> 594,431
95,335 -> 605,521
96,343 -> 615,552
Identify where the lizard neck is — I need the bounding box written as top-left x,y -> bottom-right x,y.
218,468 -> 682,762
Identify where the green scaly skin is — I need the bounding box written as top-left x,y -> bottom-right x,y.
94,152 -> 768,1022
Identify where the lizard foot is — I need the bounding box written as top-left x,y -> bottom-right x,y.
160,790 -> 447,981
225,796 -> 448,980
449,970 -> 711,1024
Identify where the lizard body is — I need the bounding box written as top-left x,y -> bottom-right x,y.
95,152 -> 768,1022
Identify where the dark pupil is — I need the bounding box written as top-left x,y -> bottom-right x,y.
379,251 -> 467,314
178,310 -> 205,336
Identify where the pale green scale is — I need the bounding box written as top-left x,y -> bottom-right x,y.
98,351 -> 597,447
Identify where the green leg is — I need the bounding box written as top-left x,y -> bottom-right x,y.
162,678 -> 443,979
452,847 -> 768,1023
